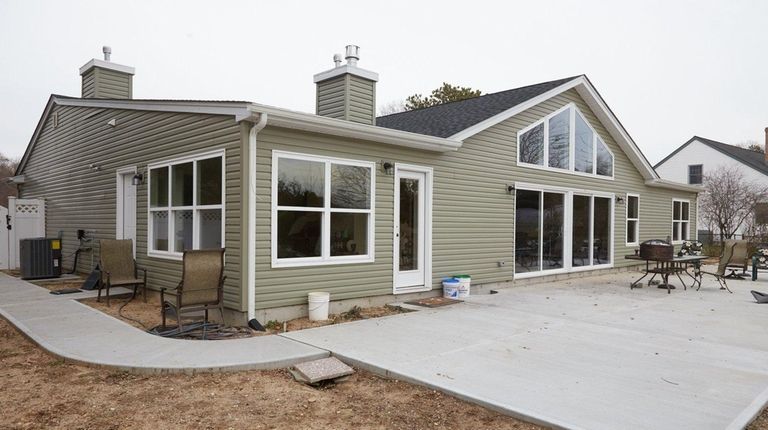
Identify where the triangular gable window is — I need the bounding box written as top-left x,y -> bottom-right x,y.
517,103 -> 614,179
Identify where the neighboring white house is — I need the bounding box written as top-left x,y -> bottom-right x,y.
655,134 -> 768,238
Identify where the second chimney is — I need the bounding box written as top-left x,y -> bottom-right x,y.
313,45 -> 378,125
79,46 -> 135,99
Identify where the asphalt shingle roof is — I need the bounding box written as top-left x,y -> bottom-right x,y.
655,136 -> 768,177
375,76 -> 580,138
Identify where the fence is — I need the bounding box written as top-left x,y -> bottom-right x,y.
697,231 -> 768,257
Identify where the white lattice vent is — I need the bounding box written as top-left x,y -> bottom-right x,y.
15,204 -> 40,215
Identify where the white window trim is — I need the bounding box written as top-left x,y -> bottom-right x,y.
671,198 -> 691,245
626,193 -> 640,247
516,102 -> 615,180
147,149 -> 226,261
513,182 -> 614,280
271,150 -> 376,268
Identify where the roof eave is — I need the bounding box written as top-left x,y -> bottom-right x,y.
645,179 -> 703,193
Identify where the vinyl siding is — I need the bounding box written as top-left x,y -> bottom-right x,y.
254,88 -> 697,309
316,74 -> 376,125
80,67 -> 132,99
18,105 -> 244,310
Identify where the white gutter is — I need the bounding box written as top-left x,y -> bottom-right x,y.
246,113 -> 268,322
645,179 -> 703,193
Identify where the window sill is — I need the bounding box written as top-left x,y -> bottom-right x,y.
517,161 -> 614,180
147,251 -> 183,261
272,256 -> 374,269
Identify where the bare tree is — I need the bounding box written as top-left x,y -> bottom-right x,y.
0,153 -> 19,208
699,165 -> 768,239
737,139 -> 764,153
378,100 -> 406,116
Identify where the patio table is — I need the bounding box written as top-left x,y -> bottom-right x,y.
625,255 -> 706,294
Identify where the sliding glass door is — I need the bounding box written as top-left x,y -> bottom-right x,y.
515,189 -> 564,273
516,187 -> 612,277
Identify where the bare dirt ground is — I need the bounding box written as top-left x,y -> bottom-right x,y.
0,317 -> 541,430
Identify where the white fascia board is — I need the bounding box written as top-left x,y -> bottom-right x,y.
313,64 -> 379,83
247,104 -> 461,153
645,179 -> 703,193
79,59 -> 135,75
449,75 -> 660,181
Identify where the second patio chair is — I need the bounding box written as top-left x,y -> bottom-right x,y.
699,241 -> 734,293
161,248 -> 226,331
723,239 -> 749,279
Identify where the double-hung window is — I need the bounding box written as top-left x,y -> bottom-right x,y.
626,194 -> 640,246
672,199 -> 690,243
688,165 -> 703,185
272,151 -> 375,267
148,151 -> 225,258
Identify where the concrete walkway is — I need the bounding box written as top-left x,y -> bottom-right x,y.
283,271 -> 768,430
0,273 -> 327,373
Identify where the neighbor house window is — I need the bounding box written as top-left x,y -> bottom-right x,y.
626,194 -> 639,245
272,151 -> 375,267
688,164 -> 703,185
148,151 -> 225,258
517,103 -> 614,178
672,199 -> 690,243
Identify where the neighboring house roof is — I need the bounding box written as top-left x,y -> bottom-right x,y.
375,76 -> 579,138
16,77 -> 700,193
654,136 -> 768,177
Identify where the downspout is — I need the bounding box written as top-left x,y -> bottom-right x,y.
246,112 -> 267,323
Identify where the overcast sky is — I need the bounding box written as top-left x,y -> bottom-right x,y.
1,0 -> 766,164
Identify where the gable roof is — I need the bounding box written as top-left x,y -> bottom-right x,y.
376,76 -> 579,138
654,136 -> 768,177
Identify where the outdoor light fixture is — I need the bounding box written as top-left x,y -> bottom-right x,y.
507,184 -> 515,194
132,172 -> 144,186
616,196 -> 625,204
382,161 -> 394,175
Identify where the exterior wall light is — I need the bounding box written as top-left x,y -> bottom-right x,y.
616,196 -> 624,204
507,184 -> 515,194
382,161 -> 394,175
132,173 -> 144,186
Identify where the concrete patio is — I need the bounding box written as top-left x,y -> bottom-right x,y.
283,269 -> 768,430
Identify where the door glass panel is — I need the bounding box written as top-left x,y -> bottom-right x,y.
593,197 -> 611,264
542,193 -> 564,270
399,178 -> 419,271
572,195 -> 591,267
515,190 -> 541,273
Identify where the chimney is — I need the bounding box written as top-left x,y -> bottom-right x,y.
79,46 -> 135,99
313,45 -> 378,125
765,127 -> 768,163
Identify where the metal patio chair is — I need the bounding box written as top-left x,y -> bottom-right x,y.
699,241 -> 733,293
98,239 -> 147,306
723,239 -> 749,279
161,248 -> 226,331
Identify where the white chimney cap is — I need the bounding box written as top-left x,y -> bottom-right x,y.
102,46 -> 112,61
345,45 -> 360,66
333,53 -> 342,67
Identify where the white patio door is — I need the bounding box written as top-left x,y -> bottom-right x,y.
117,168 -> 137,255
394,165 -> 432,293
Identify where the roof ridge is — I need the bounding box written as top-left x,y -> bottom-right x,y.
376,75 -> 582,119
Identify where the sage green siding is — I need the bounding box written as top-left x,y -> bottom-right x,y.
18,105 -> 244,310
254,88 -> 697,309
81,67 -> 132,99
315,74 -> 376,125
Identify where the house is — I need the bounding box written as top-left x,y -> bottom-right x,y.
655,133 -> 768,238
15,46 -> 699,323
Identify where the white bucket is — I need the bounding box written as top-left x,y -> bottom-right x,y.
455,276 -> 471,298
442,279 -> 460,299
308,292 -> 330,321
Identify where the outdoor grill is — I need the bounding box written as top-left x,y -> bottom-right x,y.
639,239 -> 673,260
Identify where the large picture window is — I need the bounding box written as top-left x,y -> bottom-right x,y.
672,199 -> 690,243
272,151 -> 375,267
517,103 -> 614,179
148,151 -> 225,258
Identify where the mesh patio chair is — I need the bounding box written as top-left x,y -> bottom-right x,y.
98,239 -> 147,306
751,244 -> 768,281
723,239 -> 749,279
161,249 -> 226,331
699,241 -> 733,293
